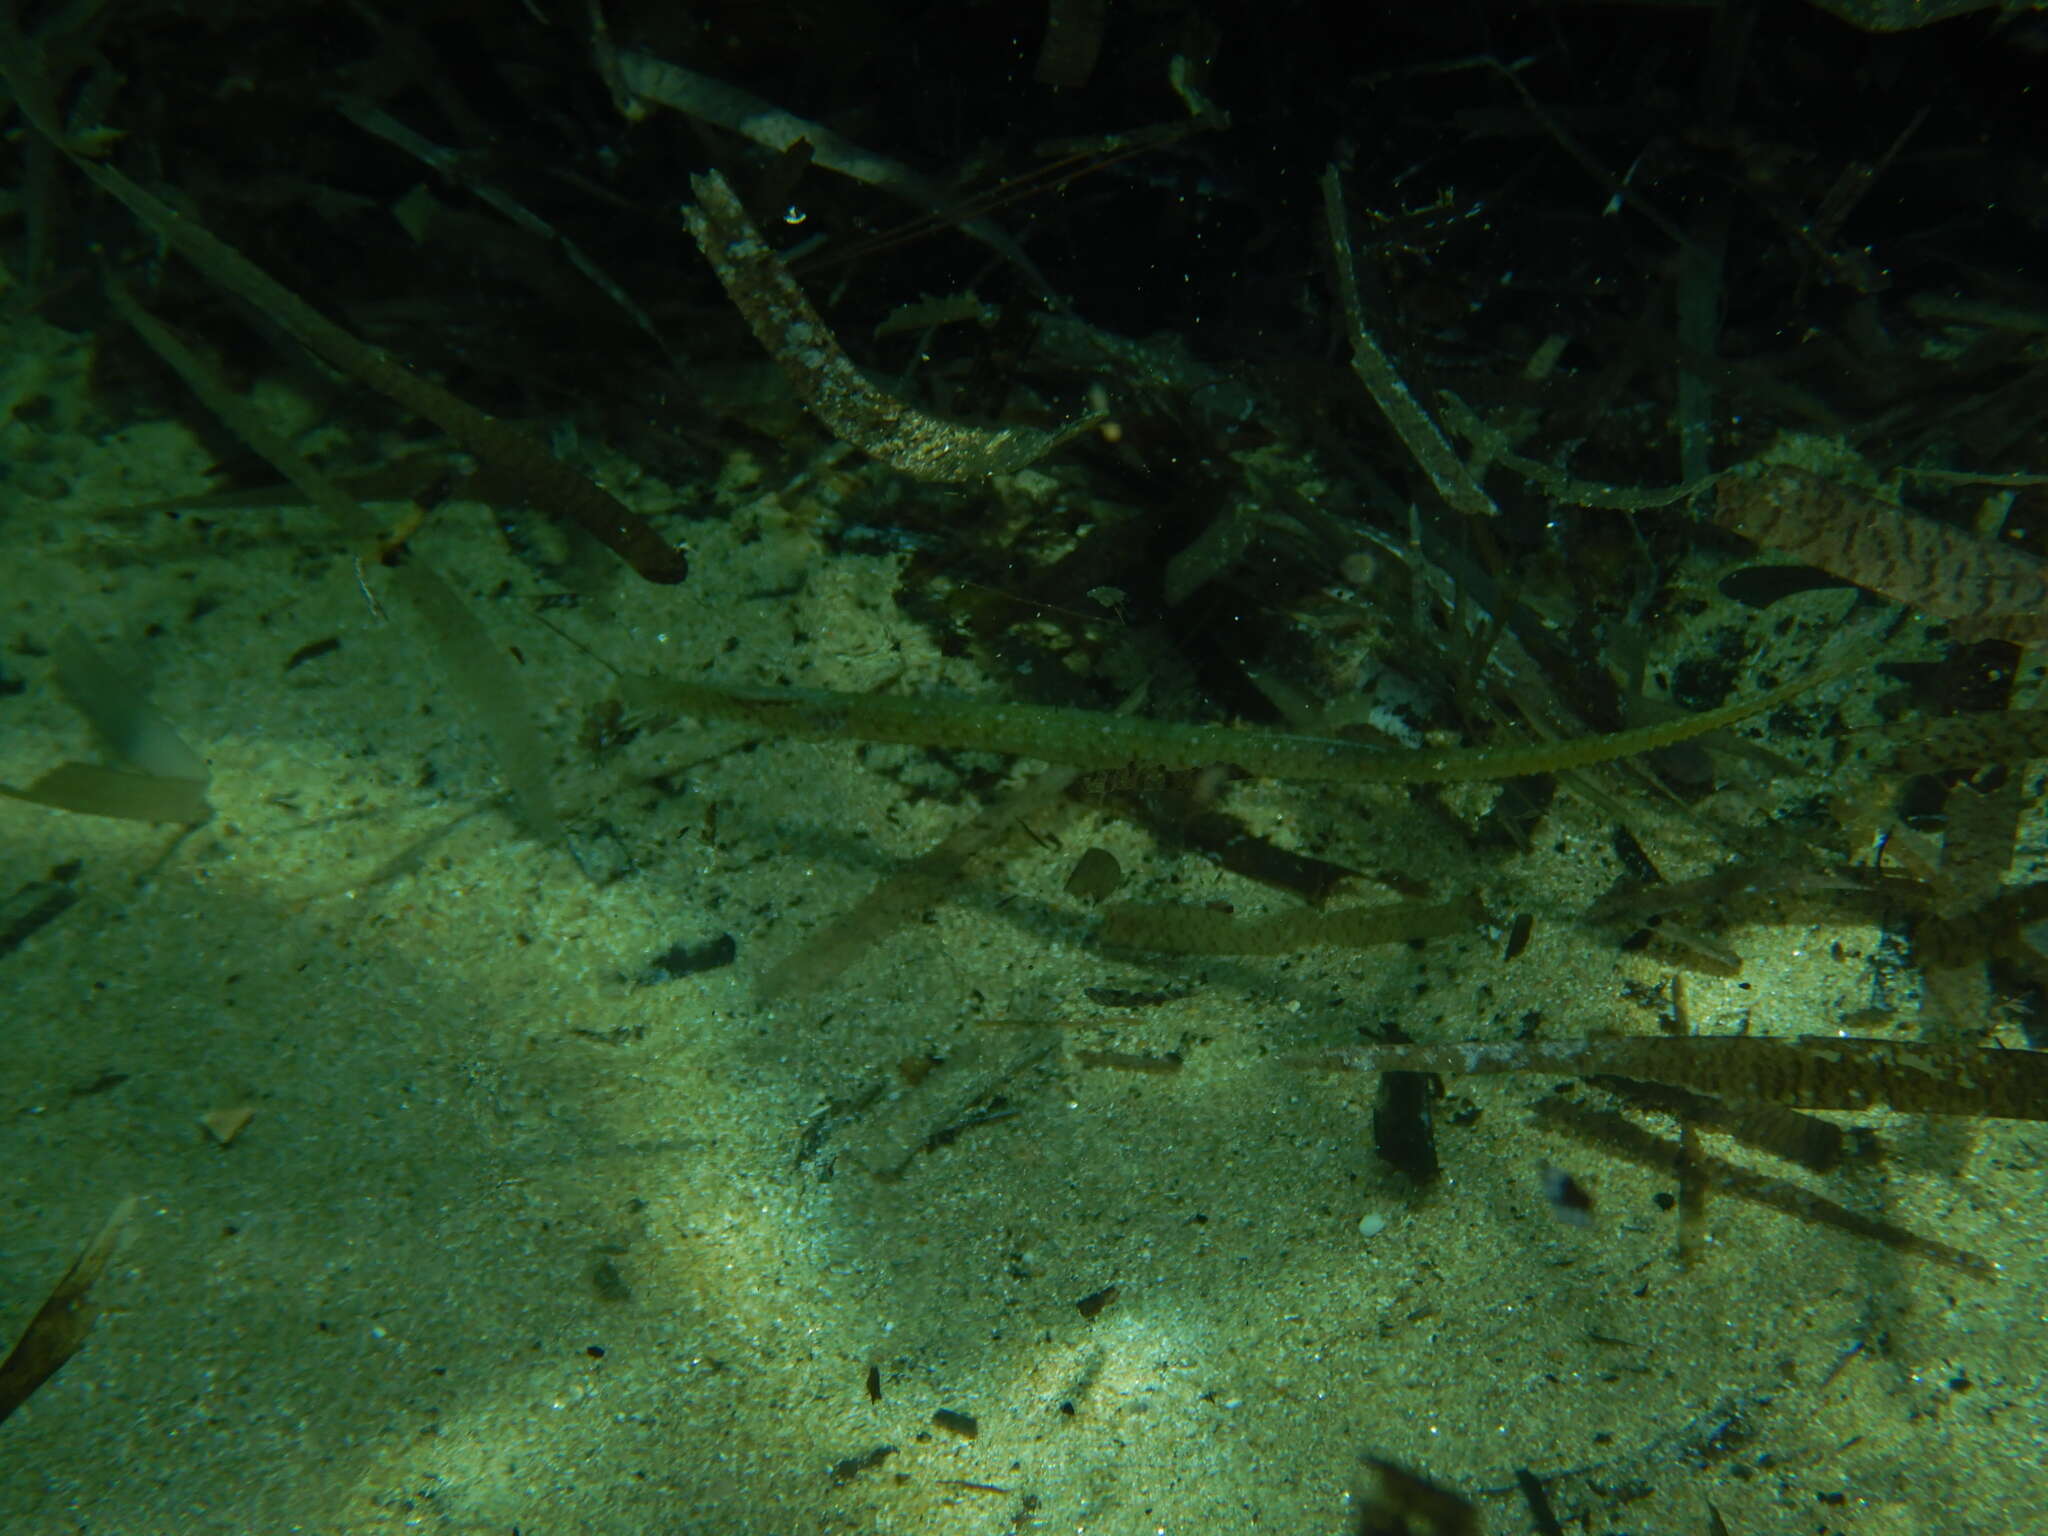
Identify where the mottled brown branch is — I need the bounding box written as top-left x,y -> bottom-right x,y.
1714,465 -> 2048,621
683,169 -> 1096,481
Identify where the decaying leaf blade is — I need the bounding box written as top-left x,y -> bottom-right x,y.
0,1197 -> 138,1426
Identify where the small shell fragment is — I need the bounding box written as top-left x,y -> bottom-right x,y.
200,1105 -> 254,1146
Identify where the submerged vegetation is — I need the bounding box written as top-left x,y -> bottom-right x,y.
4,0 -> 2048,1526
